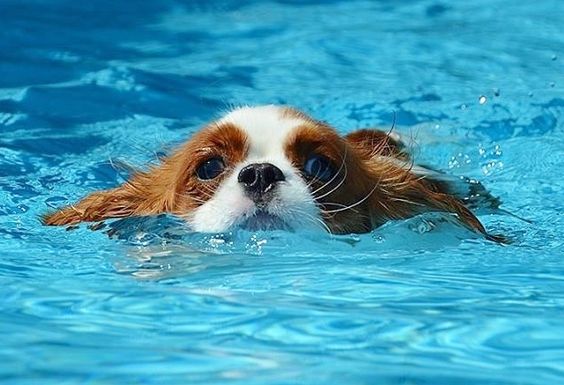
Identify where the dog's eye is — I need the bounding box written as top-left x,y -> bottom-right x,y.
303,155 -> 335,182
196,157 -> 225,180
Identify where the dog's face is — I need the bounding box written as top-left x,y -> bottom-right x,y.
177,106 -> 371,233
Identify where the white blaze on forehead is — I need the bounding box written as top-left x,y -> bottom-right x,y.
219,105 -> 305,159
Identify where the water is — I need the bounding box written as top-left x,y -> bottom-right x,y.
1,0 -> 563,384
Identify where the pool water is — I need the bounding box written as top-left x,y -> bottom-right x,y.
1,0 -> 563,384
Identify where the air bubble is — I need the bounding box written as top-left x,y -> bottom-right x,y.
551,54 -> 557,61
478,95 -> 487,105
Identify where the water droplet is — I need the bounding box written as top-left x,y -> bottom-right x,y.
481,160 -> 504,176
549,82 -> 555,88
372,233 -> 385,243
478,95 -> 487,105
493,88 -> 500,97
528,91 -> 534,97
551,54 -> 557,61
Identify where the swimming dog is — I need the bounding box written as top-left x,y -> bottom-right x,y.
43,105 -> 504,241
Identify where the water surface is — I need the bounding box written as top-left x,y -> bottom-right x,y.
1,1 -> 563,384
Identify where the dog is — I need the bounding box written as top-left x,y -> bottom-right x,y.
42,105 -> 505,242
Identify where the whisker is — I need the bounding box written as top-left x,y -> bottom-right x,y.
389,197 -> 424,207
287,208 -> 332,234
318,202 -> 349,209
310,147 -> 348,196
314,161 -> 348,201
323,182 -> 381,214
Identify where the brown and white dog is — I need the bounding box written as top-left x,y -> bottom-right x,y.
43,105 -> 504,242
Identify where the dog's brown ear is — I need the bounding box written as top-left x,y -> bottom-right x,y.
419,189 -> 510,244
371,167 -> 509,244
42,184 -> 143,226
345,128 -> 408,161
42,160 -> 184,227
346,130 -> 508,243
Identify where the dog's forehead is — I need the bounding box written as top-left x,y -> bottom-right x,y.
218,105 -> 307,158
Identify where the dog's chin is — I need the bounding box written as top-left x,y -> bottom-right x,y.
238,210 -> 291,231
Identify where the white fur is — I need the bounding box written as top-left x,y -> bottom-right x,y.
219,105 -> 304,160
188,106 -> 322,233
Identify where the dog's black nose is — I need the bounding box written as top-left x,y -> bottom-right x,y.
238,163 -> 285,200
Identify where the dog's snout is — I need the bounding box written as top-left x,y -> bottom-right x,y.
238,163 -> 285,200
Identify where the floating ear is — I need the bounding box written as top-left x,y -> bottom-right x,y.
380,169 -> 509,243
345,129 -> 508,243
377,171 -> 509,244
347,143 -> 508,243
42,157 -> 185,227
419,189 -> 509,244
41,184 -> 145,226
345,128 -> 408,161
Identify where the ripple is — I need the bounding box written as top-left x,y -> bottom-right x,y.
2,0 -> 564,384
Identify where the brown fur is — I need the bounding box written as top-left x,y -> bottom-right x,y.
43,108 -> 503,242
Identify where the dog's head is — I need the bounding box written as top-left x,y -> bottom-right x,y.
43,105 -> 496,239
174,105 -> 382,233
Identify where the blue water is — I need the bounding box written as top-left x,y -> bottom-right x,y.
1,0 -> 563,384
